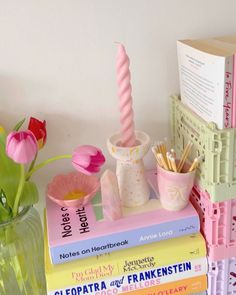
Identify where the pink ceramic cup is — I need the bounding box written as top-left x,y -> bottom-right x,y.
156,164 -> 196,211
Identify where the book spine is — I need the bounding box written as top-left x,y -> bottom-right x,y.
223,56 -> 233,128
47,258 -> 207,295
46,235 -> 206,289
122,275 -> 207,295
50,215 -> 199,264
232,55 -> 236,127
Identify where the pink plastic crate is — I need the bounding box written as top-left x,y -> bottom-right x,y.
208,257 -> 236,294
190,184 -> 236,261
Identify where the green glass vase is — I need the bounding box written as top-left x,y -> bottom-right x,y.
0,206 -> 46,294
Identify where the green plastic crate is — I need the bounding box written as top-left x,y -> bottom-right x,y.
171,95 -> 236,202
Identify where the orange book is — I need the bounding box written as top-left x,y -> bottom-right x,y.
124,275 -> 207,295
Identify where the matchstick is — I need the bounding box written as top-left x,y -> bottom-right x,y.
152,147 -> 164,168
155,143 -> 162,154
188,156 -> 202,172
177,142 -> 193,172
166,152 -> 172,171
159,142 -> 169,169
157,153 -> 169,171
170,155 -> 177,172
151,146 -> 159,161
155,141 -> 169,169
170,148 -> 176,158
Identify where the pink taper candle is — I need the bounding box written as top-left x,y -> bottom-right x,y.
116,44 -> 136,147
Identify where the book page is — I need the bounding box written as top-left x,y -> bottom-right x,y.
177,41 -> 232,128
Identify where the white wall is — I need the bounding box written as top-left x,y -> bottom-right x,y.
1,0 -> 236,217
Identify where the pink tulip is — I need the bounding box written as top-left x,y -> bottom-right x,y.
72,145 -> 105,175
6,131 -> 38,164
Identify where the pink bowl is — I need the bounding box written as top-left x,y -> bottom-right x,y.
46,171 -> 100,207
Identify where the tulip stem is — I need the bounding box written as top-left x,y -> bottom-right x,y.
27,152 -> 38,175
25,154 -> 72,180
13,165 -> 25,217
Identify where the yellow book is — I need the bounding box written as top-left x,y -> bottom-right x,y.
45,218 -> 207,293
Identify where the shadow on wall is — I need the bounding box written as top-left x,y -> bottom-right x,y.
0,115 -> 169,183
13,113 -> 111,184
0,74 -> 169,185
0,75 -> 29,128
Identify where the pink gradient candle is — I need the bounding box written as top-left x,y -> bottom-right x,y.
116,44 -> 136,147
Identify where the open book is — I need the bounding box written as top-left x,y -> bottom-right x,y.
177,36 -> 236,129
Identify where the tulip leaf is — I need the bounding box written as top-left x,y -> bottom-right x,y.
0,137 -> 21,209
0,200 -> 11,222
13,118 -> 26,131
0,189 -> 12,222
20,181 -> 39,207
0,189 -> 12,212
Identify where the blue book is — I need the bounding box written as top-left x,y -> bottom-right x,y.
46,170 -> 200,265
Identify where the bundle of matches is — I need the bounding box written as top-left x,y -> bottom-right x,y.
177,141 -> 202,172
152,141 -> 202,173
152,141 -> 177,172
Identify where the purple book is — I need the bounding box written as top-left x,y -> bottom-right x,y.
46,170 -> 200,265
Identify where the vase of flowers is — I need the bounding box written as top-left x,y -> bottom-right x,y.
0,118 -> 105,294
0,206 -> 45,294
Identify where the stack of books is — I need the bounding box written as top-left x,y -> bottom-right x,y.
44,170 -> 208,294
176,34 -> 236,295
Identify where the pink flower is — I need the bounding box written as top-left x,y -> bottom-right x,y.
6,131 -> 38,164
72,145 -> 105,175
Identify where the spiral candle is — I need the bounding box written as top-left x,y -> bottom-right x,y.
116,44 -> 136,147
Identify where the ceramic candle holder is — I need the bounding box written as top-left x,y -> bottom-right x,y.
107,130 -> 150,207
